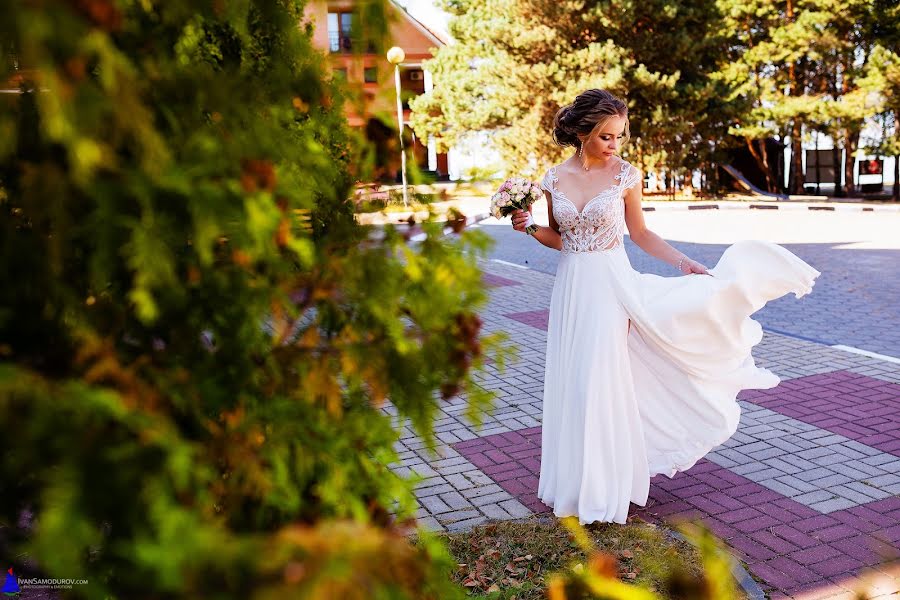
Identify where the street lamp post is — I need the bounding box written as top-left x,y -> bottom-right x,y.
386,46 -> 409,207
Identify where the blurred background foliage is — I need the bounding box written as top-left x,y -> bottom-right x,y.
412,0 -> 900,197
0,0 -> 503,597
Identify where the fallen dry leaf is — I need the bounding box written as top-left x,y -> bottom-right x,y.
514,554 -> 533,562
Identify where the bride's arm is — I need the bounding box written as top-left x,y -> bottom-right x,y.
623,180 -> 708,274
512,190 -> 563,251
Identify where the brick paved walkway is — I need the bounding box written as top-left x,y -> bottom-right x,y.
389,258 -> 900,599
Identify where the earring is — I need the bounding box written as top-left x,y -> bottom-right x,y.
578,145 -> 583,158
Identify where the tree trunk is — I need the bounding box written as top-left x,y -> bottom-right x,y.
814,132 -> 821,195
785,0 -> 805,195
844,130 -> 859,196
746,138 -> 776,192
791,124 -> 804,194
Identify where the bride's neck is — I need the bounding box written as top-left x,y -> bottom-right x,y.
573,151 -> 614,172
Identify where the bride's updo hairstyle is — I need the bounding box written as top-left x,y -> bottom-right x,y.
552,89 -> 630,149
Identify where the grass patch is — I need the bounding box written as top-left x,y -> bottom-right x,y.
442,517 -> 718,599
355,190 -> 445,214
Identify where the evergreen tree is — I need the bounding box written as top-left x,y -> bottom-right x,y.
860,0 -> 900,200
411,0 -> 738,188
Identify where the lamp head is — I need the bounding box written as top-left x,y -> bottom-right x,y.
387,46 -> 405,65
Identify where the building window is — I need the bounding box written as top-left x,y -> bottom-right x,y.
327,12 -> 353,53
364,66 -> 377,83
333,67 -> 347,80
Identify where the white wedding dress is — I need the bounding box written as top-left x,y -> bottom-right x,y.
536,158 -> 820,524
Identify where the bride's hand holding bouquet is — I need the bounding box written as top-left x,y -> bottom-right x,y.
491,177 -> 541,235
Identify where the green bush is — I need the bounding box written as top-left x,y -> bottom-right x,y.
0,1 -> 502,598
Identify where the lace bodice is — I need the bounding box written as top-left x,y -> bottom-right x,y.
541,159 -> 641,254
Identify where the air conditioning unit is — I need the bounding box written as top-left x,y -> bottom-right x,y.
409,70 -> 424,81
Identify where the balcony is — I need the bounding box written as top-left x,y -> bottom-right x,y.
328,32 -> 351,53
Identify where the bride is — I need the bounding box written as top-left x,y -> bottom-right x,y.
511,89 -> 820,524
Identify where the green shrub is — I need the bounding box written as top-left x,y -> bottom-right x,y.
0,1 -> 502,598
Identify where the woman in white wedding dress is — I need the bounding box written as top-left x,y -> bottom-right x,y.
511,89 -> 820,525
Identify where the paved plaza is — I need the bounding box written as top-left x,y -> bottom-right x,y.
389,206 -> 900,599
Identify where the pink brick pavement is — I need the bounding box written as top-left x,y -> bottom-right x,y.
482,273 -> 523,288
453,429 -> 899,597
740,370 -> 900,455
443,300 -> 900,596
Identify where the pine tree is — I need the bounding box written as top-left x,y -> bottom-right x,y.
411,0 -> 738,188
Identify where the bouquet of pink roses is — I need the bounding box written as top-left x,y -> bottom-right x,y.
490,177 -> 542,235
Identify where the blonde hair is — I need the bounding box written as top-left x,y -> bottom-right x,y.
552,89 -> 630,149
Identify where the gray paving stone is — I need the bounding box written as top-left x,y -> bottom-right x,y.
464,470 -> 498,487
863,473 -> 900,488
420,495 -> 452,515
745,466 -> 788,480
831,484 -> 882,504
758,478 -> 804,497
842,481 -> 892,500
432,456 -> 469,469
883,482 -> 900,495
437,509 -> 483,524
739,440 -> 776,453
454,428 -> 479,441
809,453 -> 851,468
830,461 -> 885,478
413,476 -> 446,490
761,457 -> 805,475
748,447 -> 789,461
417,516 -> 445,532
779,454 -> 819,471
709,448 -> 755,465
797,447 -> 834,460
792,490 -> 836,504
480,503 -> 512,520
710,454 -> 738,468
876,459 -> 900,473
445,473 -> 475,490
772,476 -> 819,493
445,516 -> 488,532
416,483 -> 456,498
810,497 -> 858,514
808,472 -> 854,488
466,483 -> 506,498
830,444 -> 869,461
499,499 -> 532,518
861,453 -> 899,467
434,462 -> 475,476
752,429 -> 791,441
817,434 -> 851,445
471,491 -> 514,506
441,491 -> 474,510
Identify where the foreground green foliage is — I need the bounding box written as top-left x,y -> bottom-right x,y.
0,1 -> 503,597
